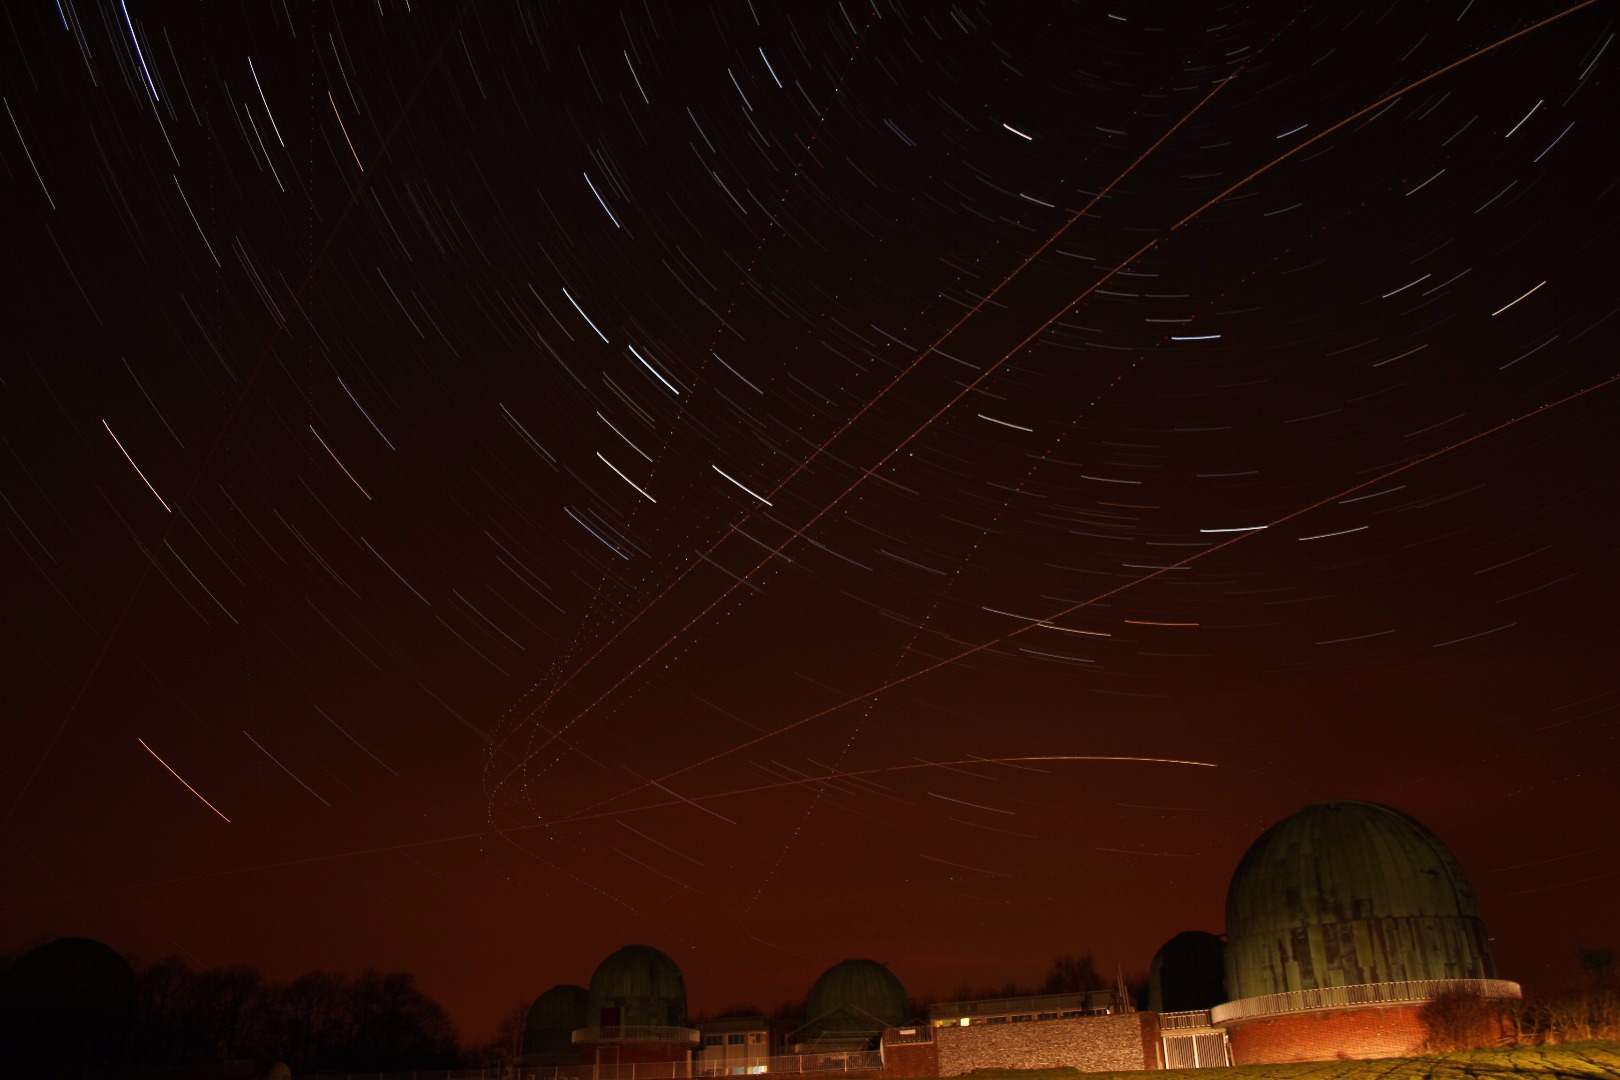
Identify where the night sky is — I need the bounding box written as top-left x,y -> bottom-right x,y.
3,0 -> 1617,1045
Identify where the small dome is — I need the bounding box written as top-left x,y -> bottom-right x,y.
802,959 -> 907,1039
1224,800 -> 1496,999
520,984 -> 587,1064
1147,931 -> 1226,1013
0,937 -> 137,1069
585,945 -> 687,1029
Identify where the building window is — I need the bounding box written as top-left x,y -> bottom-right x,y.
704,1036 -> 723,1046
748,1032 -> 764,1044
728,1034 -> 746,1045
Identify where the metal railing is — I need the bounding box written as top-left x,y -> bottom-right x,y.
572,1026 -> 702,1045
1209,977 -> 1522,1024
1158,1010 -> 1215,1030
883,1026 -> 933,1045
304,1059 -> 884,1080
928,990 -> 1118,1023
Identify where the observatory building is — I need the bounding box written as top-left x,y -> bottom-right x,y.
1208,800 -> 1520,1064
518,984 -> 588,1067
0,936 -> 137,1073
572,945 -> 699,1067
509,801 -> 1518,1077
795,959 -> 909,1048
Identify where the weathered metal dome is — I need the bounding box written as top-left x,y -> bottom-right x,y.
1224,801 -> 1496,999
520,983 -> 587,1064
585,945 -> 688,1029
802,958 -> 907,1037
1147,930 -> 1227,1013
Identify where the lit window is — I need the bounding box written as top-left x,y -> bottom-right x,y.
748,1032 -> 764,1044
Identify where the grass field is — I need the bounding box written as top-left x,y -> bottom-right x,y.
950,1041 -> 1620,1080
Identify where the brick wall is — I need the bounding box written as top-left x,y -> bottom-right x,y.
934,1014 -> 1153,1076
1225,1003 -> 1428,1065
880,1039 -> 940,1078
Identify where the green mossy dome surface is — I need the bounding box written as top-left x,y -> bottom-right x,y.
1224,801 -> 1496,999
585,945 -> 688,1028
803,958 -> 907,1036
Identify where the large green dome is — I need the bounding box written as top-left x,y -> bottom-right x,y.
802,959 -> 907,1038
585,945 -> 687,1029
1224,801 -> 1496,999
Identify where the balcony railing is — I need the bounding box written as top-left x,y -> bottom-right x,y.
928,989 -> 1119,1024
1158,1010 -> 1215,1031
1209,978 -> 1522,1024
573,1025 -> 702,1045
883,1026 -> 934,1045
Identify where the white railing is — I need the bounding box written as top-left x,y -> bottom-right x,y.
928,990 -> 1117,1022
572,1026 -> 702,1045
1209,978 -> 1522,1024
305,1059 -> 885,1080
883,1026 -> 934,1045
1158,1010 -> 1215,1030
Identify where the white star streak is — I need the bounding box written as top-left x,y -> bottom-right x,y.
137,738 -> 230,822
102,419 -> 172,512
596,452 -> 656,502
309,425 -> 372,500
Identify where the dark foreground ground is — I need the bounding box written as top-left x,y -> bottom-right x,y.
954,1041 -> 1620,1080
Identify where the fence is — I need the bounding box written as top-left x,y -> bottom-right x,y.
882,1027 -> 933,1046
928,990 -> 1119,1024
1157,1010 -> 1215,1031
1208,978 -> 1523,1024
571,1027 -> 701,1045
302,1051 -> 886,1080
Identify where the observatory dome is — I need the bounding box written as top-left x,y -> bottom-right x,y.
0,936 -> 137,1070
1224,800 -> 1495,1000
520,983 -> 587,1064
585,945 -> 688,1030
802,958 -> 908,1038
1147,930 -> 1227,1013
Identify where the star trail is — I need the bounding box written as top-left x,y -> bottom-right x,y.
2,0 -> 1616,1043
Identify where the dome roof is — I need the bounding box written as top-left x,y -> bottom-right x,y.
520,984 -> 587,1064
0,937 -> 136,1069
1224,801 -> 1496,999
1147,931 -> 1226,1013
802,959 -> 907,1038
585,945 -> 687,1029
527,983 -> 588,1032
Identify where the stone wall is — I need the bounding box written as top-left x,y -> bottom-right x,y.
934,1014 -> 1153,1076
1224,1003 -> 1427,1064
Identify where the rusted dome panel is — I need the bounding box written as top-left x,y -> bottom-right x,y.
1223,801 -> 1495,998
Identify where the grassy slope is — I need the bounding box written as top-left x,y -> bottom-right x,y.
953,1041 -> 1620,1080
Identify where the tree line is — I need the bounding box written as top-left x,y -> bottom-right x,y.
0,947 -> 462,1073
1421,946 -> 1620,1050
